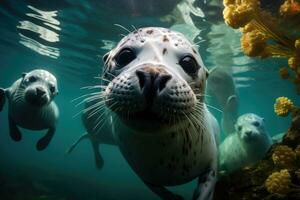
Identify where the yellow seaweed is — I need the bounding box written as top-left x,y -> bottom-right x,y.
223,0 -> 300,94
274,97 -> 295,117
265,169 -> 291,195
272,145 -> 297,169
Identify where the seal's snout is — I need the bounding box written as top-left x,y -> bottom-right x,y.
245,130 -> 253,137
36,86 -> 46,97
240,126 -> 261,142
136,67 -> 171,104
25,86 -> 49,107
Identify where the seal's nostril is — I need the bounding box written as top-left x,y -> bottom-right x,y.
245,130 -> 252,136
157,74 -> 172,92
136,69 -> 147,90
36,87 -> 46,97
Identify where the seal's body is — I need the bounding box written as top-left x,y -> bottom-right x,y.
114,110 -> 218,186
219,113 -> 272,174
67,104 -> 115,168
0,69 -> 59,151
68,27 -> 219,200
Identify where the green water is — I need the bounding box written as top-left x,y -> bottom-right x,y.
0,0 -> 298,199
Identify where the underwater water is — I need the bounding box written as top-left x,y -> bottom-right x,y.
0,0 -> 299,200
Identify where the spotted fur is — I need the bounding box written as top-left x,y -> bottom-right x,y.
70,27 -> 219,200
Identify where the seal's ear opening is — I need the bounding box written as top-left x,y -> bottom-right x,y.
22,73 -> 27,79
205,69 -> 209,79
102,52 -> 109,64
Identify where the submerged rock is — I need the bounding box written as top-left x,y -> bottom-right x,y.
214,108 -> 300,200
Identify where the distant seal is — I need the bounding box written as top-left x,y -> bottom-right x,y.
69,27 -> 219,200
0,69 -> 59,151
219,113 -> 272,174
207,67 -> 239,134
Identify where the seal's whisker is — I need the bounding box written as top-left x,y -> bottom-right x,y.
106,71 -> 116,78
72,98 -> 111,118
195,94 -> 211,98
87,105 -> 106,119
14,91 -> 25,101
190,112 -> 202,134
131,25 -> 144,42
193,105 -> 205,125
193,39 -> 206,46
71,92 -> 104,103
181,111 -> 196,142
14,93 -> 24,99
190,112 -> 202,138
193,105 -> 208,135
83,98 -> 111,113
94,76 -> 112,83
114,24 -> 131,34
80,85 -> 106,90
14,96 -> 24,104
94,76 -> 109,80
74,95 -> 105,107
187,113 -> 199,141
87,100 -> 112,119
93,109 -> 110,131
74,92 -> 106,103
198,102 -> 223,113
93,101 -> 117,131
190,110 -> 205,143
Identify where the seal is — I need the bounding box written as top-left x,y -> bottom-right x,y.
69,27 -> 219,200
66,110 -> 115,169
207,67 -> 239,134
0,69 -> 59,151
219,113 -> 272,174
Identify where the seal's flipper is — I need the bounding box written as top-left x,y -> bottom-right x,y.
193,169 -> 217,200
144,182 -> 183,200
91,140 -> 104,169
0,88 -> 6,112
222,95 -> 239,134
224,95 -> 238,113
9,116 -> 22,141
272,133 -> 284,143
36,127 -> 55,151
66,133 -> 89,154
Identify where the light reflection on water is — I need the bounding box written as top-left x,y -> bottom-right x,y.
17,5 -> 60,58
18,32 -> 60,59
26,5 -> 60,27
18,20 -> 59,43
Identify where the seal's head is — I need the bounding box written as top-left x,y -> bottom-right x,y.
21,69 -> 58,107
102,27 -> 209,131
235,113 -> 266,143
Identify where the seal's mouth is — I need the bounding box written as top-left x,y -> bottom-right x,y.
241,132 -> 259,142
127,110 -> 159,121
115,109 -> 187,131
25,87 -> 50,107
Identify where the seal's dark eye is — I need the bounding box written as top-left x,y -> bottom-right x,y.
253,121 -> 260,127
115,48 -> 136,67
179,56 -> 199,74
50,86 -> 55,93
237,125 -> 242,131
29,76 -> 37,82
